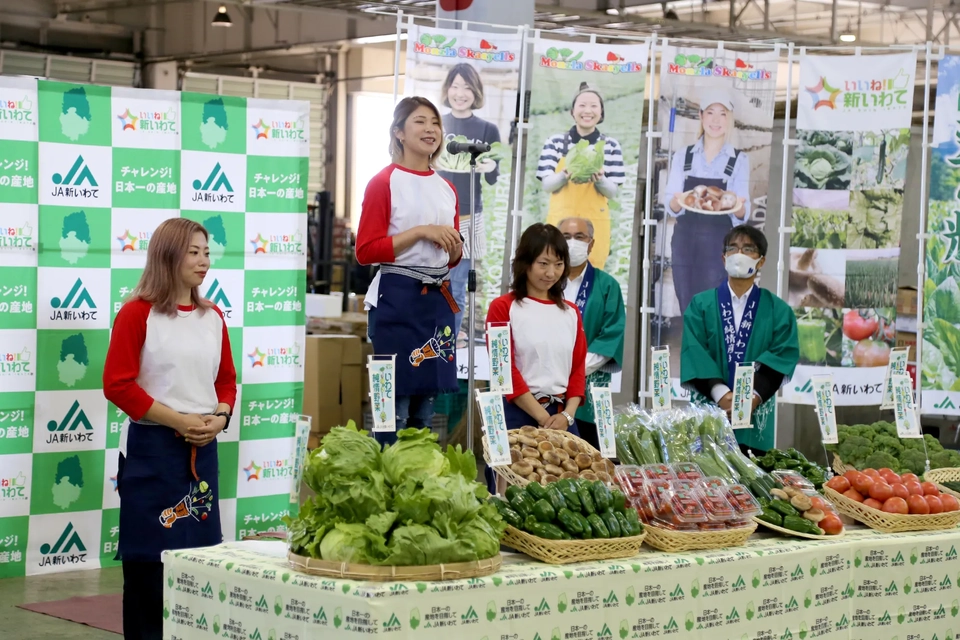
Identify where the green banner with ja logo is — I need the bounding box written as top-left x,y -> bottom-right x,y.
0,76 -> 309,578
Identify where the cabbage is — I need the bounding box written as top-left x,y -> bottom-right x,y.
382,428 -> 448,486
305,420 -> 380,490
319,523 -> 386,564
565,139 -> 606,183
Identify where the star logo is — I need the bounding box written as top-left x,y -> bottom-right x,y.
243,460 -> 262,481
116,229 -> 138,251
250,233 -> 269,254
117,108 -> 139,131
251,118 -> 271,140
247,347 -> 266,368
805,77 -> 841,111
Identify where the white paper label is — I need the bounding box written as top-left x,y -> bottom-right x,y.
812,375 -> 838,445
893,374 -> 922,438
368,356 -> 397,433
486,323 -> 513,395
290,415 -> 311,505
476,391 -> 511,467
651,347 -> 671,412
590,385 -> 616,458
881,347 -> 910,410
731,363 -> 755,429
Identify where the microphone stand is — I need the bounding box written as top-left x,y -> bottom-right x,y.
465,148 -> 485,455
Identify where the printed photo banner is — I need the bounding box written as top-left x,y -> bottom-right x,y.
650,46 -> 780,387
922,54 -> 960,416
783,51 -> 916,406
0,77 -> 308,578
522,37 -> 649,303
404,24 -> 521,346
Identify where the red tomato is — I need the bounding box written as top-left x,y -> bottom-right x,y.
852,474 -> 875,496
892,483 -> 910,500
905,481 -> 924,496
925,495 -> 944,514
878,468 -> 895,476
843,489 -> 865,503
940,495 -> 960,512
827,476 -> 851,493
921,482 -> 940,496
868,481 -> 894,502
863,498 -> 884,510
843,470 -> 862,484
882,472 -> 902,485
908,494 -> 930,514
819,515 -> 843,535
809,497 -> 834,513
901,473 -> 921,484
862,469 -> 881,478
882,497 -> 909,515
853,339 -> 891,367
843,310 -> 879,341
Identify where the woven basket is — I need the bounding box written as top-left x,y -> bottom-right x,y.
923,467 -> 960,501
642,521 -> 756,552
753,517 -> 845,540
832,454 -> 854,476
483,428 -> 608,488
287,551 -> 502,581
823,486 -> 960,533
500,525 -> 646,564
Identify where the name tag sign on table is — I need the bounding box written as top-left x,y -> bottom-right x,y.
290,415 -> 312,505
368,355 -> 397,433
486,322 -> 513,395
880,347 -> 910,410
590,384 -> 616,458
892,374 -> 922,439
651,347 -> 671,412
812,375 -> 838,445
476,390 -> 511,467
731,363 -> 755,429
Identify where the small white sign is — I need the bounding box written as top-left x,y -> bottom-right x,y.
731,363 -> 755,429
476,391 -> 511,467
486,323 -> 513,395
893,374 -> 922,439
368,356 -> 396,433
881,347 -> 910,410
290,415 -> 311,505
651,347 -> 671,413
812,375 -> 838,445
590,385 -> 616,459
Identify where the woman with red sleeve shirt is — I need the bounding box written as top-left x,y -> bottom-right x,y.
486,223 -> 587,435
103,217 -> 237,640
355,96 -> 463,446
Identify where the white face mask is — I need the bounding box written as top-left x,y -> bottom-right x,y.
724,253 -> 761,279
567,239 -> 590,267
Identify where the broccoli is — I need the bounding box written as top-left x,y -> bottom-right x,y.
923,434 -> 944,454
930,450 -> 960,470
838,436 -> 873,468
863,451 -> 900,472
899,449 -> 928,475
874,435 -> 904,456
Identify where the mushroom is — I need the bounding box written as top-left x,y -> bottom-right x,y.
791,494 -> 813,512
512,460 -> 534,476
803,509 -> 826,523
770,488 -> 790,501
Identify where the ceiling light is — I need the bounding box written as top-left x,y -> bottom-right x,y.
839,33 -> 856,42
212,4 -> 232,27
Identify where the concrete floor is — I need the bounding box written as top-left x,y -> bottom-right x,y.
0,567 -> 123,639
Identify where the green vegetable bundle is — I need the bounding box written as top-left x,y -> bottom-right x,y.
492,478 -> 642,540
564,139 -> 606,183
827,421 -> 960,475
754,448 -> 828,489
286,423 -> 507,566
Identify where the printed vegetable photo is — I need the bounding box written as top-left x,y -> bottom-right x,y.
794,306 -> 894,368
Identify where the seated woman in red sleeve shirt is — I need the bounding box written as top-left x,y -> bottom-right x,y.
486,222 -> 587,434
103,217 -> 237,640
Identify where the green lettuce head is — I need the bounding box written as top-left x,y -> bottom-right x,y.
382,428 -> 448,487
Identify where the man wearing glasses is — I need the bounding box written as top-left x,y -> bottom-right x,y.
680,225 -> 799,453
558,217 -> 625,451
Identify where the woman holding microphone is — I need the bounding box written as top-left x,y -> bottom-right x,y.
356,96 -> 463,446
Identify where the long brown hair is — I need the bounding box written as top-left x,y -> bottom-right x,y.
389,96 -> 444,165
128,218 -> 213,317
510,223 -> 569,309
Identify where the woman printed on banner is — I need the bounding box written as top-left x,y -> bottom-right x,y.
435,62 -> 502,339
103,217 -> 237,640
664,86 -> 751,316
356,96 -> 463,447
537,82 -> 625,271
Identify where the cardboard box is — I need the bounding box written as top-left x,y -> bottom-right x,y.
308,311 -> 369,340
303,334 -> 364,438
897,286 -> 918,317
896,330 -> 917,362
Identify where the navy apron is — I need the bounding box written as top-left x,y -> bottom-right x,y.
116,422 -> 221,562
373,264 -> 460,397
671,146 -> 741,315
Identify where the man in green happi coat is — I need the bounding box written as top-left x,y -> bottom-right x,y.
680,224 -> 799,452
559,217 -> 625,451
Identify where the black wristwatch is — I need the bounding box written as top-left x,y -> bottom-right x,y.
214,411 -> 231,432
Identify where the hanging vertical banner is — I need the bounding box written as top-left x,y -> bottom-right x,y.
404,24 -> 521,348
880,346 -> 910,410
485,322 -> 513,395
368,356 -> 397,433
650,347 -> 671,412
476,390 -> 511,467
589,385 -> 616,459
922,54 -> 960,415
783,51 -> 916,406
290,416 -> 312,506
731,363 -> 755,429
812,375 -> 838,445
651,46 -> 780,394
0,78 -> 309,579
893,374 -> 922,438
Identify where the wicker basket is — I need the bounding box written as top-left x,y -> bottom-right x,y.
642,521 -> 756,552
483,428 -> 608,488
500,525 -> 646,564
753,517 -> 845,540
922,467 -> 960,501
832,454 -> 854,476
823,486 -> 960,533
287,551 -> 502,581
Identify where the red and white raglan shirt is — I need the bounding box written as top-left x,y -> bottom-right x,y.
103,299 -> 237,455
357,164 -> 461,306
486,294 -> 588,404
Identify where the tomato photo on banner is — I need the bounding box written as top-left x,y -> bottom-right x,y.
783,51 -> 916,407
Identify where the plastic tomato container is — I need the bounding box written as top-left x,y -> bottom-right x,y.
671,462 -> 705,482
723,484 -> 763,519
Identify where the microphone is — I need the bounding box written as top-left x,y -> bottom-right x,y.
446,140 -> 491,155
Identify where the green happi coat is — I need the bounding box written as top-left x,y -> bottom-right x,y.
575,267 -> 626,424
680,285 -> 799,451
